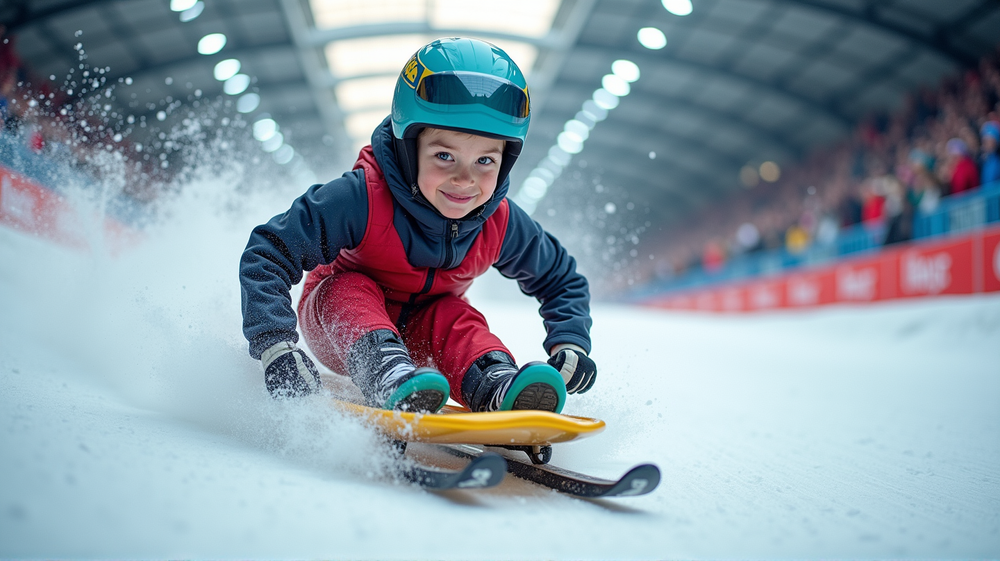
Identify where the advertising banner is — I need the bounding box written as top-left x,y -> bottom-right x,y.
895,238 -> 973,297
984,230 -> 1000,293
644,224 -> 1000,312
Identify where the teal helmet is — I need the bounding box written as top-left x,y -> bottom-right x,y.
390,37 -> 531,189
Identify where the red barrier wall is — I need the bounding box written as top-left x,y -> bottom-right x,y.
0,164 -> 135,251
644,224 -> 1000,312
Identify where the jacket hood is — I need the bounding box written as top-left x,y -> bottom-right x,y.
369,116 -> 510,239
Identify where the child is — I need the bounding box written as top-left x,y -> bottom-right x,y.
239,38 -> 596,414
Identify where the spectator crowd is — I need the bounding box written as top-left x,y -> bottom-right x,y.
641,45 -> 1000,285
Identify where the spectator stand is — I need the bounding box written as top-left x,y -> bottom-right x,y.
628,179 -> 1000,301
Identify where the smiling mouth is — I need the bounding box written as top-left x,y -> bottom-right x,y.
442,192 -> 475,203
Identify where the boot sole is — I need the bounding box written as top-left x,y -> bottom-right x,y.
383,370 -> 450,413
395,389 -> 448,413
500,362 -> 567,414
511,382 -> 560,412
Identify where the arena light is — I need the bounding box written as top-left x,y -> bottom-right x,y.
662,0 -> 693,16
759,161 -> 781,182
197,33 -> 226,55
521,177 -> 548,201
252,118 -> 277,141
530,168 -> 556,186
638,27 -> 667,50
601,74 -> 631,97
612,59 -> 641,83
581,100 -> 608,122
592,88 -> 620,110
213,59 -> 241,81
170,0 -> 197,11
261,132 -> 284,153
548,145 -> 572,167
564,119 -> 591,141
557,131 -> 584,154
179,2 -> 204,21
513,58 -> 633,215
237,93 -> 260,113
223,74 -> 250,95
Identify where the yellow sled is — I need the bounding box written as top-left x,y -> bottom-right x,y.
331,398 -> 606,446
322,376 -> 660,497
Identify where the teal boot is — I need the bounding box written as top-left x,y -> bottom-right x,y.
349,330 -> 449,413
461,351 -> 566,413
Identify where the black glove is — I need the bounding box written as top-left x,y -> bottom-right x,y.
547,345 -> 597,394
260,342 -> 322,398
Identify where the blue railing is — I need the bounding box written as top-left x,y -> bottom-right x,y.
629,180 -> 1000,301
913,182 -> 1000,238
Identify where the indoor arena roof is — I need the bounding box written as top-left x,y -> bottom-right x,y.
4,0 -> 1000,224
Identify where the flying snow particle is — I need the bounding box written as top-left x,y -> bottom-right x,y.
649,151 -> 656,159
156,111 -> 166,121
605,202 -> 617,214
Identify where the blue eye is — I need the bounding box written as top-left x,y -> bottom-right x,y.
436,152 -> 453,161
478,156 -> 495,165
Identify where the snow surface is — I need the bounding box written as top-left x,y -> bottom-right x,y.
1,177 -> 999,560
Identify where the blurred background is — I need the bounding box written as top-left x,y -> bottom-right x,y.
2,0 -> 999,300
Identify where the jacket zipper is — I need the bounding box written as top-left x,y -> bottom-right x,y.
406,221 -> 458,319
444,220 -> 459,269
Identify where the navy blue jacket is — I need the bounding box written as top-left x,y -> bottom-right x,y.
240,118 -> 592,359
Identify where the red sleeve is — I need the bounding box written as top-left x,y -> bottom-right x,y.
950,158 -> 980,194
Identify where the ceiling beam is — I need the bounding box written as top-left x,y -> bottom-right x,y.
278,0 -> 350,164
522,0 -> 599,114
829,41 -> 925,103
4,0 -> 112,30
776,0 -> 978,67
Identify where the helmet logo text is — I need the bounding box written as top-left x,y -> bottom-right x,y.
402,55 -> 426,89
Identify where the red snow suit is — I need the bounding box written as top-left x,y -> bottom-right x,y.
297,147 -> 512,404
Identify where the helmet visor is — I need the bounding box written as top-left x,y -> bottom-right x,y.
416,72 -> 529,120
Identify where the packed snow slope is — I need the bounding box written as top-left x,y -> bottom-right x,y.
1,178 -> 998,560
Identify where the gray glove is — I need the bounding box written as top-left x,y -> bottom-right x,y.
261,342 -> 322,398
547,344 -> 597,394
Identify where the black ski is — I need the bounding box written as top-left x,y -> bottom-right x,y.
402,451 -> 507,490
443,444 -> 660,498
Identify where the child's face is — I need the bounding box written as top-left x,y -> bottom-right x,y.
416,128 -> 504,219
